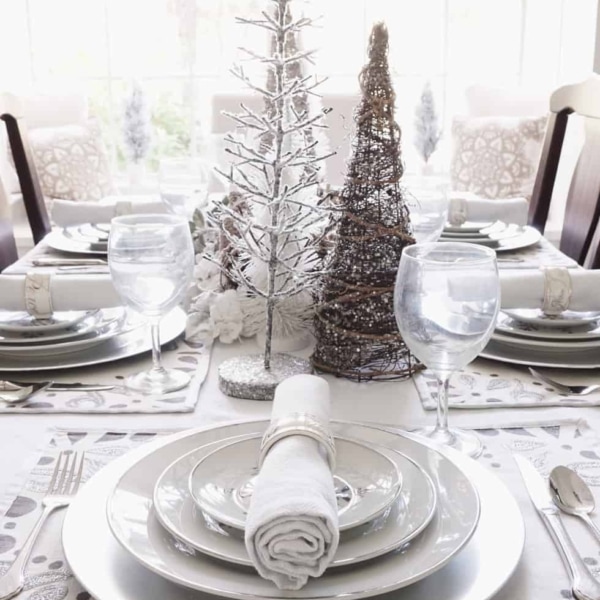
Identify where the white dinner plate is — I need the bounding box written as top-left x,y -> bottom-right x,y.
480,337 -> 600,369
0,308 -> 134,356
503,308 -> 600,328
440,225 -> 541,252
0,307 -> 185,371
0,308 -> 124,347
0,309 -> 96,333
496,312 -> 600,342
108,424 -> 478,598
188,435 -> 403,532
45,228 -> 108,256
154,436 -> 435,568
63,421 -> 523,600
491,330 -> 600,351
443,220 -> 495,233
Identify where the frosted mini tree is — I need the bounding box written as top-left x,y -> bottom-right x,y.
414,81 -> 441,166
209,0 -> 332,400
123,81 -> 151,165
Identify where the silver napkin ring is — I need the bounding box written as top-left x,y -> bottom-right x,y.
25,272 -> 53,318
542,266 -> 572,316
259,413 -> 336,471
114,200 -> 133,216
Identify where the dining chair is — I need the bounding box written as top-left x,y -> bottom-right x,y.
0,93 -> 51,245
0,172 -> 19,271
528,76 -> 600,269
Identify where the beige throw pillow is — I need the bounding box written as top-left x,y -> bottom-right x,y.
451,115 -> 547,199
28,120 -> 115,202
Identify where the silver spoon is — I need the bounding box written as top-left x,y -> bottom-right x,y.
550,465 -> 600,543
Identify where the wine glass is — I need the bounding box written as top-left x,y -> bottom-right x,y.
159,157 -> 209,219
403,176 -> 449,243
394,242 -> 500,457
108,214 -> 194,393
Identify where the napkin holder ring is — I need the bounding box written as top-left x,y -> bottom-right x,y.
259,413 -> 336,471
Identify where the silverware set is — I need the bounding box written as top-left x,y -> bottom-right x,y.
515,455 -> 600,600
529,368 -> 600,397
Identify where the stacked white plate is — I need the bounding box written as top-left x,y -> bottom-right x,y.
0,307 -> 186,371
482,309 -> 600,368
62,421 -> 525,600
46,223 -> 110,255
439,221 -> 541,252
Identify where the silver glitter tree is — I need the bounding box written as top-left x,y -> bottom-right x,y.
209,0 -> 332,400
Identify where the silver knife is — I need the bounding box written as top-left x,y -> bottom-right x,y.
514,454 -> 600,600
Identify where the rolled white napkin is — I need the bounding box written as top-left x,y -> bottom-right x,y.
51,196 -> 167,227
245,374 -> 339,591
0,274 -> 120,312
448,193 -> 529,226
500,269 -> 600,311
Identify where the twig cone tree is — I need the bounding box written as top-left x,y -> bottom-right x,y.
312,22 -> 418,381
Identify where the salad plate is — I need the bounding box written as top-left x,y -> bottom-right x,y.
188,435 -> 403,531
503,308 -> 600,328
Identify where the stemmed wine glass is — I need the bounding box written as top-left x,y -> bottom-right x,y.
403,176 -> 449,243
159,157 -> 209,219
108,214 -> 194,394
394,242 -> 500,457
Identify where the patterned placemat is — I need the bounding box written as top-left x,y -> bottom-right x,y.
414,359 -> 600,409
0,338 -> 211,413
497,237 -> 577,270
1,421 -> 599,599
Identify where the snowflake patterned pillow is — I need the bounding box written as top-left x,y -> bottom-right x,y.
27,120 -> 115,202
450,115 -> 547,199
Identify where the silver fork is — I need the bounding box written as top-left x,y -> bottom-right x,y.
0,451 -> 85,600
528,367 -> 600,396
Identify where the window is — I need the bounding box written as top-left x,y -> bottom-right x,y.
0,0 -> 597,173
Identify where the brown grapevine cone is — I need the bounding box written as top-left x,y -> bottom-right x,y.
311,21 -> 420,381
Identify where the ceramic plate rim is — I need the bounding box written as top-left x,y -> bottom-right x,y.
188,434 -> 403,532
63,420 -> 523,600
153,436 -> 436,568
102,421 -> 481,600
491,330 -> 600,350
46,229 -> 108,256
503,308 -> 600,327
0,307 -> 186,371
496,313 -> 600,341
0,309 -> 97,333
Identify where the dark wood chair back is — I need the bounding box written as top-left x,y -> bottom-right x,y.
0,94 -> 51,245
529,77 -> 600,268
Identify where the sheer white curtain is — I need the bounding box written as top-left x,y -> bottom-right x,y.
0,0 -> 596,169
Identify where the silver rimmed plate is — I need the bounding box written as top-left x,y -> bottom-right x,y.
503,308 -> 600,328
0,308 -> 133,356
0,309 -> 96,333
45,228 -> 108,256
64,421 -> 523,600
496,312 -> 600,341
153,436 -> 435,567
481,337 -> 600,369
491,330 -> 600,351
0,308 -> 121,346
107,424 -> 479,598
188,436 -> 403,532
0,307 -> 185,371
440,225 -> 541,252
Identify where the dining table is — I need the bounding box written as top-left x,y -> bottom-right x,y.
0,229 -> 599,600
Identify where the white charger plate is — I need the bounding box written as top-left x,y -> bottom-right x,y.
154,435 -> 435,568
63,421 -> 524,600
188,435 -> 403,532
480,337 -> 600,369
496,312 -> 600,341
0,307 -> 185,371
0,308 -> 134,356
0,309 -> 96,333
503,308 -> 600,328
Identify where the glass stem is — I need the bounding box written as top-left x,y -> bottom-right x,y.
434,374 -> 450,437
150,318 -> 165,374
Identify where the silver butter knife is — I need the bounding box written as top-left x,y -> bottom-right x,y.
514,454 -> 600,600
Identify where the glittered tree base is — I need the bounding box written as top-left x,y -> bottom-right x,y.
218,353 -> 313,401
